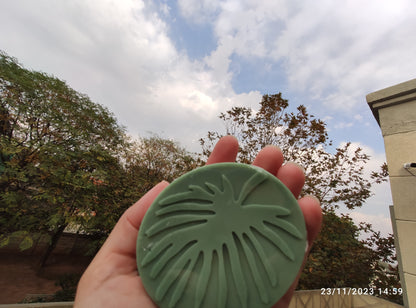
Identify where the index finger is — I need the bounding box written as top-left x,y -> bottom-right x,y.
206,135 -> 239,165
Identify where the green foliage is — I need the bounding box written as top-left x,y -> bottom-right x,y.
126,134 -> 199,194
0,231 -> 34,251
0,50 -> 126,255
71,134 -> 199,244
52,273 -> 81,302
365,231 -> 403,304
18,233 -> 34,250
0,51 -> 199,260
299,211 -> 373,288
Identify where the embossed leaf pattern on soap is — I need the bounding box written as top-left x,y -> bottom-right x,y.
141,172 -> 303,308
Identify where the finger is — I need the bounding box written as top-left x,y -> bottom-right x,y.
252,145 -> 284,175
276,162 -> 305,198
98,181 -> 169,258
206,135 -> 239,165
272,195 -> 322,308
298,195 -> 323,246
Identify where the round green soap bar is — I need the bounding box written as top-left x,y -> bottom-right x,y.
136,163 -> 307,308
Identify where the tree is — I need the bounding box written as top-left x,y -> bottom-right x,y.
200,93 -> 401,303
0,51 -> 127,266
365,230 -> 402,304
300,213 -> 402,305
299,211 -> 373,288
124,134 -> 199,195
201,93 -> 387,211
78,134 -> 200,254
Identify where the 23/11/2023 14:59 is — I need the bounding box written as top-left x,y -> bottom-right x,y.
320,287 -> 403,296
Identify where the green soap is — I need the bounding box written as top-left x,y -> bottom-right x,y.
136,163 -> 307,308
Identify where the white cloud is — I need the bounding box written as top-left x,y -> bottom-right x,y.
177,0 -> 220,24
0,0 -> 263,150
273,1 -> 416,111
349,211 -> 393,238
354,114 -> 363,121
334,122 -> 354,130
179,0 -> 416,115
2,0 -> 414,158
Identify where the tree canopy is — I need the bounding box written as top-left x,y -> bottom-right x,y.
0,50 -> 202,264
0,51 -> 131,263
201,93 -> 388,211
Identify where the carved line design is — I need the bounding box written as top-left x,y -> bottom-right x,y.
141,172 -> 302,308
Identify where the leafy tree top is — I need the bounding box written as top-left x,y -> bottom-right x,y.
200,93 -> 388,210
0,50 -> 127,235
0,50 -> 125,154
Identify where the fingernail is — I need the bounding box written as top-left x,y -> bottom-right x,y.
285,161 -> 305,173
264,144 -> 281,150
149,181 -> 169,192
158,180 -> 170,187
304,195 -> 321,204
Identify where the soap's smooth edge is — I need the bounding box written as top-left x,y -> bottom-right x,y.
136,162 -> 307,307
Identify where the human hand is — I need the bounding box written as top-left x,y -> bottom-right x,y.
74,135 -> 322,308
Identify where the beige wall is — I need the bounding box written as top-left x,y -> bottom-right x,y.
367,78 -> 416,308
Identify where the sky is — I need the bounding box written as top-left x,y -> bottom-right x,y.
1,0 -> 416,236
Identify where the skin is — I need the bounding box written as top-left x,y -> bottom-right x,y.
74,136 -> 323,308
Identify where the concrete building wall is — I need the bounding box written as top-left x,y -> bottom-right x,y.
367,78 -> 416,308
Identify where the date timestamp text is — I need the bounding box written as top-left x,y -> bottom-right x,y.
321,287 -> 403,296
